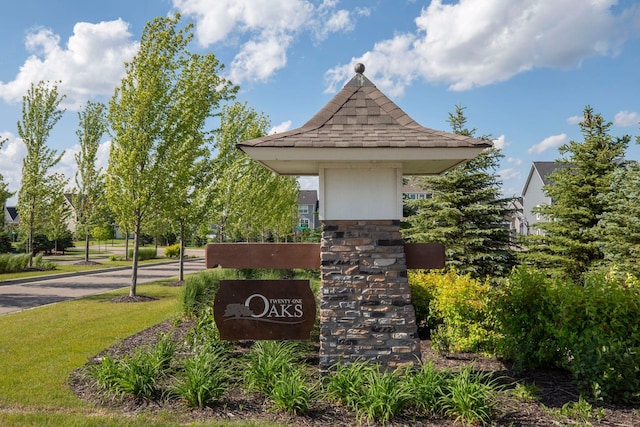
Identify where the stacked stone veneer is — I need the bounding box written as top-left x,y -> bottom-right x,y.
319,219 -> 421,372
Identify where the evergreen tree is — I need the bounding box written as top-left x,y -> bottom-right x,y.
16,81 -> 66,265
596,161 -> 640,277
403,105 -> 516,278
521,106 -> 630,279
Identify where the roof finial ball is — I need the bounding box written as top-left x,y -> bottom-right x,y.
354,63 -> 365,74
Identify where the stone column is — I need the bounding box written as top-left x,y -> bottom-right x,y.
319,219 -> 421,373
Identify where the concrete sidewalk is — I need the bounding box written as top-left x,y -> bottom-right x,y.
0,258 -> 206,316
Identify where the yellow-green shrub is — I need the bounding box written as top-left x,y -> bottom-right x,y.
409,270 -> 497,353
164,243 -> 181,258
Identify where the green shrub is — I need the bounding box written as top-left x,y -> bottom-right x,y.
89,334 -> 176,399
408,270 -> 439,335
243,341 -> 303,396
552,271 -> 640,403
171,344 -> 230,408
490,266 -> 560,369
439,365 -> 501,427
180,269 -> 236,317
164,243 -> 181,258
412,270 -> 497,354
353,366 -> 412,424
0,253 -> 30,273
269,368 -> 314,414
323,360 -> 373,408
0,233 -> 12,254
405,361 -> 447,415
127,248 -> 157,260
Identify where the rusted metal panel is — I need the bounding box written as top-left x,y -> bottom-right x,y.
206,243 -> 320,269
206,242 -> 444,270
404,243 -> 445,269
214,280 -> 317,341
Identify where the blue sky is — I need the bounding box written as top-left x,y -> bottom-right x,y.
2,0 -> 640,205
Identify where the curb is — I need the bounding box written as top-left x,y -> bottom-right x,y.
0,258 -> 202,287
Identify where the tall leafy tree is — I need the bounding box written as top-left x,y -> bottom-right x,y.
16,81 -> 66,265
212,102 -> 299,242
521,106 -> 630,279
106,14 -> 235,295
74,100 -> 108,262
403,105 -> 516,278
160,43 -> 236,281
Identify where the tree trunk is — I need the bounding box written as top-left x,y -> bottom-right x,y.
130,223 -> 140,297
179,220 -> 185,282
125,232 -> 130,261
84,233 -> 90,262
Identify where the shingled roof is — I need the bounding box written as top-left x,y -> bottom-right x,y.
238,64 -> 491,175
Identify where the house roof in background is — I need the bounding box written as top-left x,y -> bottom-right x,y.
298,190 -> 317,205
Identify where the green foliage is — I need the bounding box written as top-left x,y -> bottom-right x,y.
163,243 -> 181,258
410,270 -> 497,353
521,106 -> 630,280
403,105 -> 516,279
243,341 -> 304,396
490,267 -> 560,369
0,254 -> 30,273
408,270 -> 439,335
179,269 -> 235,317
269,367 -> 315,415
491,267 -> 640,403
439,365 -> 501,426
405,361 -> 447,414
552,271 -> 640,403
596,162 -> 640,277
90,334 -> 175,399
323,360 -> 372,408
352,366 -> 412,423
127,248 -> 157,261
17,80 -> 66,265
0,233 -> 13,254
212,102 -> 299,242
171,344 -> 229,408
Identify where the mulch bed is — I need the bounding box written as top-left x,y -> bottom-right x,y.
68,318 -> 640,426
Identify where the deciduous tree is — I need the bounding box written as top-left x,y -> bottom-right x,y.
106,14 -> 235,295
16,81 -> 66,266
212,102 -> 299,243
74,100 -> 108,262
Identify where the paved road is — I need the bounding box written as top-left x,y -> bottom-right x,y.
0,258 -> 206,316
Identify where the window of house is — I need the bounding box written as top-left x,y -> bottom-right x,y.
299,218 -> 310,228
298,205 -> 309,214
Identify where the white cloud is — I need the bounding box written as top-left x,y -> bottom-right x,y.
0,134 -> 26,204
297,176 -> 319,191
567,115 -> 582,125
324,0 -> 638,95
499,167 -> 520,182
269,120 -> 293,135
492,135 -> 507,150
527,133 -> 568,154
0,135 -> 111,205
614,110 -> 640,127
174,0 -> 365,85
0,20 -> 138,110
508,157 -> 523,166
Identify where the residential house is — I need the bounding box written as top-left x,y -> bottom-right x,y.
297,190 -> 319,232
3,205 -> 19,237
521,161 -> 564,235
